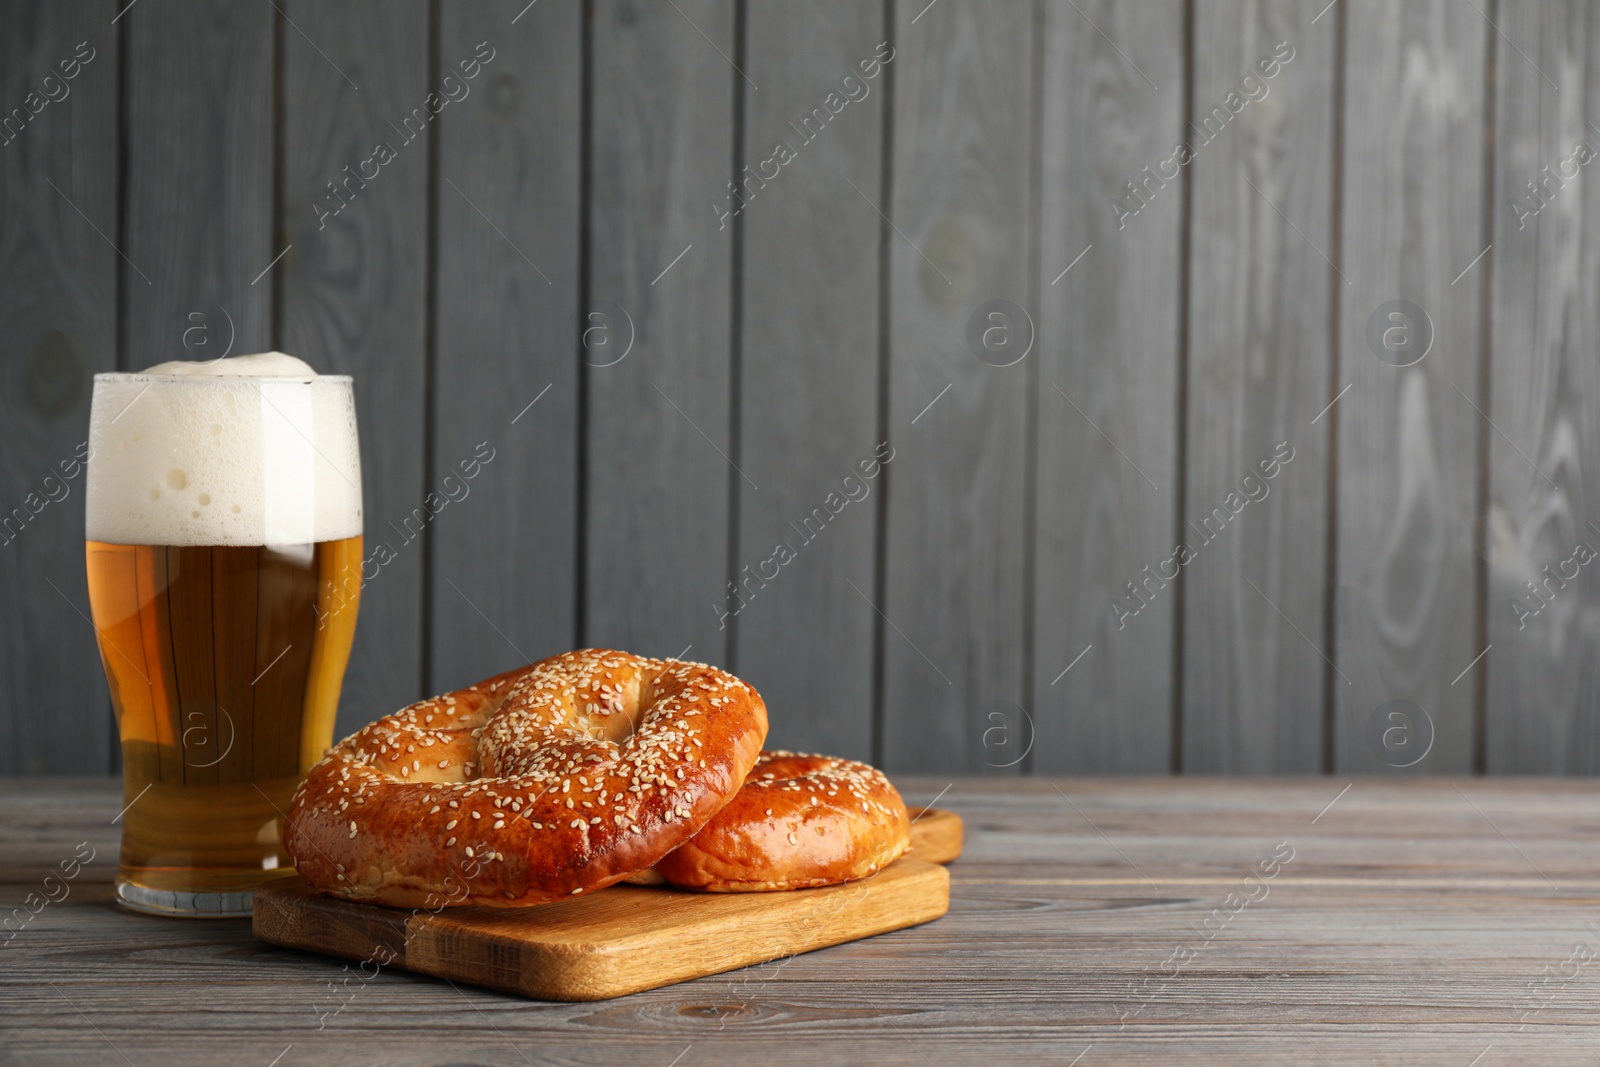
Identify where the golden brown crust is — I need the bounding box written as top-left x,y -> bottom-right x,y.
641,751 -> 910,891
284,650 -> 767,908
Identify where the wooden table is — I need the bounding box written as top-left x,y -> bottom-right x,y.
4,776 -> 1599,1065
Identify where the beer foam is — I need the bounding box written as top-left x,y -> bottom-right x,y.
87,353 -> 363,547
140,351 -> 318,378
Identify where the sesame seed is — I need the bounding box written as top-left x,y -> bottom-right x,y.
300,650 -> 771,902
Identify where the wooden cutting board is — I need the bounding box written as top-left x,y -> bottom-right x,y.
253,807 -> 962,1001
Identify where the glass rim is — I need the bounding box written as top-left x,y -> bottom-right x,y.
93,371 -> 353,384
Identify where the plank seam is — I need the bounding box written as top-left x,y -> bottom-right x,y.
1320,0 -> 1349,776
1171,0 -> 1196,775
869,0 -> 897,770
949,876 -> 1600,891
575,0 -> 595,647
114,5 -> 130,377
1020,0 -> 1045,776
725,0 -> 748,673
111,0 -> 133,776
1470,0 -> 1498,777
270,3 -> 284,352
419,0 -> 440,695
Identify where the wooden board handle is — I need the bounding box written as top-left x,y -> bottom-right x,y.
907,807 -> 963,865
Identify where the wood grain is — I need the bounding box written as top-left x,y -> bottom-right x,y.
584,0 -> 735,664
8,2 -> 1600,780
732,0 -> 886,761
879,0 -> 1033,773
1032,0 -> 1184,773
1484,3 -> 1600,772
1334,0 -> 1485,773
253,859 -> 950,1001
429,0 -> 582,694
123,0 -> 273,362
0,1 -> 117,774
119,0 -> 272,773
1181,1 -> 1334,772
279,0 -> 428,737
906,805 -> 963,865
10,777 -> 1600,1065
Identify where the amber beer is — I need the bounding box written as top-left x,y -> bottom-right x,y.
85,355 -> 363,917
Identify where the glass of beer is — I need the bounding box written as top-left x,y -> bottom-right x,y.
85,353 -> 363,917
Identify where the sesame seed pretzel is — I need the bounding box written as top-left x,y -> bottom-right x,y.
628,751 -> 911,891
285,649 -> 767,907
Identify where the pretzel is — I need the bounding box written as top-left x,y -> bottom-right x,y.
629,751 -> 910,891
285,649 -> 767,907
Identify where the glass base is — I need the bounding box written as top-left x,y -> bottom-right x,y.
115,879 -> 255,918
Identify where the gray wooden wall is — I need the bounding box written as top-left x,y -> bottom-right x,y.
3,0 -> 1595,777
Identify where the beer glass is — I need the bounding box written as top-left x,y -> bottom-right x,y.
84,361 -> 363,917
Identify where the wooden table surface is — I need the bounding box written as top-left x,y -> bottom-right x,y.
5,776 -> 1600,1066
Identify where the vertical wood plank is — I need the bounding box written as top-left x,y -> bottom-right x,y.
585,0 -> 734,664
123,0 -> 272,789
1485,2 -> 1600,772
733,0 -> 885,759
123,0 -> 273,770
125,0 -> 273,362
1182,2 -> 1333,772
879,1 -> 1034,773
280,0 -> 428,736
0,2 -> 118,772
1335,0 -> 1485,773
1032,0 -> 1183,774
430,0 -> 581,694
